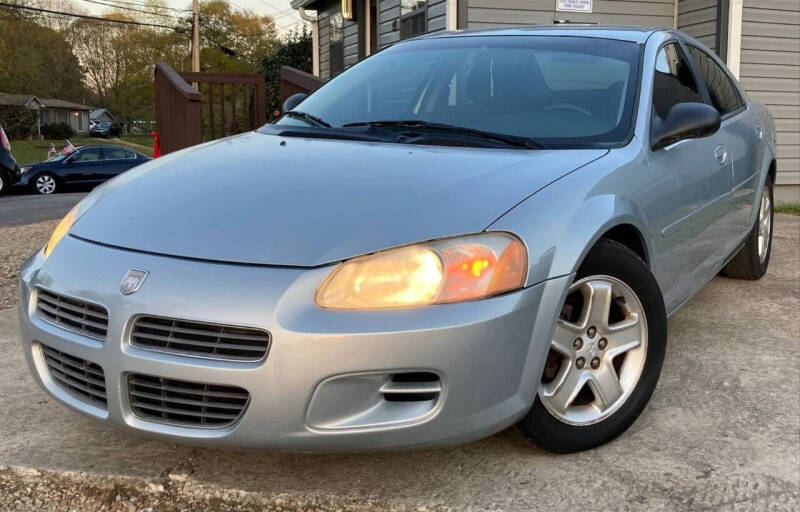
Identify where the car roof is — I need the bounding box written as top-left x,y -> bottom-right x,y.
419,25 -> 659,44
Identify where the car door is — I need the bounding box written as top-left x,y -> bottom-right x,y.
646,42 -> 734,312
685,45 -> 758,246
100,147 -> 136,180
64,147 -> 105,185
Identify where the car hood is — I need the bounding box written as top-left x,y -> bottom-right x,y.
71,131 -> 607,267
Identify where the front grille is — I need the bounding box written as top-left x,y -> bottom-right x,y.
41,344 -> 107,408
36,289 -> 108,341
130,316 -> 270,361
127,374 -> 250,428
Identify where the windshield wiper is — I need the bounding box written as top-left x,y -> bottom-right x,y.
284,110 -> 331,128
342,120 -> 545,149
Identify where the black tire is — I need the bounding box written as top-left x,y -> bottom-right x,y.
0,169 -> 8,196
31,172 -> 58,195
520,239 -> 668,453
721,175 -> 773,280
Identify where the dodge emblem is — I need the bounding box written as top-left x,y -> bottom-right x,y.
121,269 -> 149,295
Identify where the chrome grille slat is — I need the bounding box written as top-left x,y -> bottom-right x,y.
127,374 -> 249,428
36,290 -> 108,341
37,294 -> 108,321
129,389 -> 245,409
130,316 -> 270,361
127,377 -> 249,399
41,344 -> 107,408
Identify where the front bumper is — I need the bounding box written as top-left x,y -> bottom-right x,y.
18,235 -> 571,450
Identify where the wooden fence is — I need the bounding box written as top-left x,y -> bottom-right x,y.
154,63 -> 201,154
280,66 -> 325,106
154,62 -> 267,154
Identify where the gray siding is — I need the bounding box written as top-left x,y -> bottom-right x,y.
467,0 -> 674,29
740,0 -> 800,192
677,0 -> 718,51
428,0 -> 447,33
379,0 -> 401,48
318,7 -> 331,80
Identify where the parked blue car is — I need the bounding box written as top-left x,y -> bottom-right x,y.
18,145 -> 150,194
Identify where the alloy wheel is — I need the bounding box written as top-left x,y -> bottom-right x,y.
36,175 -> 56,194
757,187 -> 772,263
539,276 -> 648,425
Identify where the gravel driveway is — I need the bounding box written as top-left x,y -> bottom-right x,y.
0,216 -> 798,512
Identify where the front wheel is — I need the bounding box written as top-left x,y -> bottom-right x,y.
0,169 -> 8,195
33,173 -> 58,195
520,239 -> 667,453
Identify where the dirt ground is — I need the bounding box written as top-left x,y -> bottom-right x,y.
0,219 -> 56,310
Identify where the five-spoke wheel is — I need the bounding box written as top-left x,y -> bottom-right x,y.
521,239 -> 667,453
540,276 -> 647,426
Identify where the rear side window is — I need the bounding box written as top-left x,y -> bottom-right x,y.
103,147 -> 134,160
77,148 -> 102,161
652,44 -> 703,120
687,46 -> 743,116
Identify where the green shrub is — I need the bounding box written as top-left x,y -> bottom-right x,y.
41,122 -> 73,139
0,105 -> 39,138
260,27 -> 313,121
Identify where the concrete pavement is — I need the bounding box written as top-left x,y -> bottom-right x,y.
0,216 -> 798,511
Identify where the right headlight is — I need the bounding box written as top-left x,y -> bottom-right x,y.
20,166 -> 31,174
315,233 -> 527,310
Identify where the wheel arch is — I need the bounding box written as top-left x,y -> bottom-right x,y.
490,189 -> 656,288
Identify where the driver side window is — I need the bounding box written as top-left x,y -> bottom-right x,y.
652,44 -> 703,120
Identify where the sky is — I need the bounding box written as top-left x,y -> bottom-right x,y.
79,0 -> 306,35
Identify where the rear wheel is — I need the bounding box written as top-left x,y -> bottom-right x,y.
520,239 -> 667,453
0,169 -> 8,195
721,175 -> 773,280
33,173 -> 58,195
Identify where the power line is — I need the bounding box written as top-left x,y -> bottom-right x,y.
77,0 -> 180,19
88,0 -> 191,13
0,2 -> 184,29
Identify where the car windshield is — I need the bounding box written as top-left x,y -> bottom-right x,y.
98,122 -> 111,128
277,36 -> 641,148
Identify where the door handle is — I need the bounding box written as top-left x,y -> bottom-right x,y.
714,145 -> 728,165
755,125 -> 763,140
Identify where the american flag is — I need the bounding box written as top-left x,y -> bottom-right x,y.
61,140 -> 76,155
0,124 -> 10,153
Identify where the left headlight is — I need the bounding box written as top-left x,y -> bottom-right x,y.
315,233 -> 527,310
20,166 -> 31,174
43,205 -> 79,259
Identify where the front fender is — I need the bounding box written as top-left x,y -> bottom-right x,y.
488,145 -> 655,287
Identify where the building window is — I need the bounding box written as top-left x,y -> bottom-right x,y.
400,0 -> 426,40
330,12 -> 344,76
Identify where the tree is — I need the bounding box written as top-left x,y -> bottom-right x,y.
198,0 -> 277,73
259,26 -> 313,118
0,11 -> 87,102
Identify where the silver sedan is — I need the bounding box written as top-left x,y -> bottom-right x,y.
18,26 -> 775,453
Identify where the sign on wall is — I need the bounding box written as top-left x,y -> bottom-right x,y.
556,0 -> 593,13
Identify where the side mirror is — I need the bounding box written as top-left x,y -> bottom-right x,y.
65,155 -> 76,164
282,93 -> 307,114
651,102 -> 720,150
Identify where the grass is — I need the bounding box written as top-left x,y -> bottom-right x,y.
8,136 -> 154,164
775,203 -> 800,215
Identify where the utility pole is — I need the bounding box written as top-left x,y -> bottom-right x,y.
191,0 -> 200,75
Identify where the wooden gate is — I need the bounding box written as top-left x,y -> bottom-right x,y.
154,62 -> 267,154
